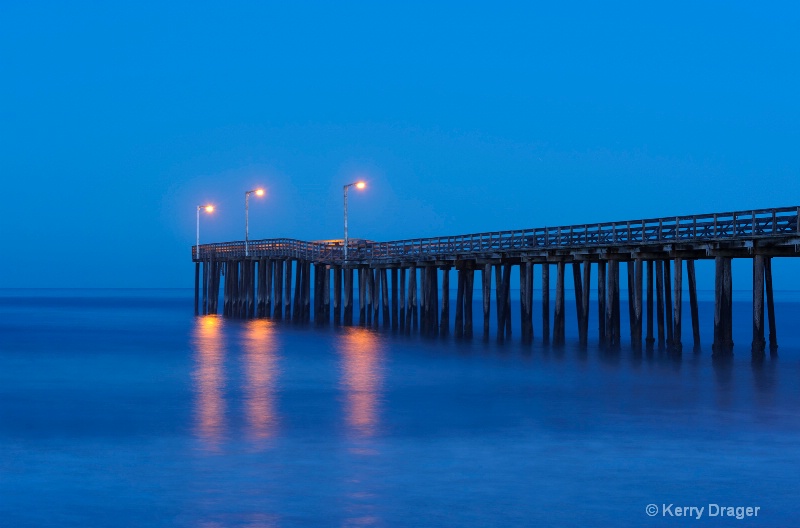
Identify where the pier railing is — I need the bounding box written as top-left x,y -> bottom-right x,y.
194,206 -> 800,262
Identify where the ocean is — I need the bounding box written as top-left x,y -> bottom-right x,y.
1,289 -> 799,526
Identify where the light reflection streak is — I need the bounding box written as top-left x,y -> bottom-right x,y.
191,316 -> 227,450
338,328 -> 384,438
242,319 -> 280,444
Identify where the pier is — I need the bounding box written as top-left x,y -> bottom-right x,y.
192,206 -> 800,357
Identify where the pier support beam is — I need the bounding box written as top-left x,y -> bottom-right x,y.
606,260 -> 620,347
765,257 -> 778,352
521,262 -> 533,343
440,267 -> 450,336
273,260 -> 284,320
664,260 -> 673,347
687,260 -> 700,348
343,267 -> 353,325
464,269 -> 474,338
391,268 -> 398,331
672,257 -> 683,351
713,256 -> 734,356
358,267 -> 367,326
554,261 -> 565,345
542,263 -> 551,344
656,260 -> 665,346
381,269 -> 390,329
633,258 -> 643,350
408,265 -> 418,332
645,260 -> 654,347
284,259 -> 293,321
482,264 -> 492,340
455,269 -> 465,338
572,262 -> 585,346
752,254 -> 766,357
399,267 -> 406,332
597,261 -> 606,345
333,266 -> 342,325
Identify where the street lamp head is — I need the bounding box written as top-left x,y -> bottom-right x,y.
355,181 -> 366,190
255,188 -> 265,197
204,205 -> 214,213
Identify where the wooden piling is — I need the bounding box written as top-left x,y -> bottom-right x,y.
672,258 -> 682,350
293,260 -> 303,323
554,261 -> 565,345
656,259 -> 665,345
503,264 -> 511,338
664,260 -> 674,346
391,268 -> 398,331
542,263 -> 550,344
572,262 -> 585,345
482,264 -> 492,339
343,267 -> 353,325
455,269 -> 465,338
372,268 -> 380,327
264,259 -> 273,318
464,269 -> 474,338
687,259 -> 700,347
723,257 -> 733,350
284,259 -> 293,322
606,260 -> 620,347
494,265 -> 503,340
358,267 -> 366,326
597,260 -> 606,345
273,260 -> 283,320
202,260 -> 208,315
634,259 -> 643,349
409,265 -> 418,332
765,257 -> 777,352
752,254 -> 766,355
440,267 -> 450,336
381,269 -> 390,328
334,265 -> 342,325
627,262 -> 635,342
645,260 -> 654,346
581,261 -> 590,346
195,263 -> 200,315
302,261 -> 311,323
324,265 -> 331,324
399,267 -> 406,331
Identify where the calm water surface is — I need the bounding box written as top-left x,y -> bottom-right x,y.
1,289 -> 800,526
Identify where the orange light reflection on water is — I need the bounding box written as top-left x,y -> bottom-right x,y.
339,328 -> 384,438
191,316 -> 227,450
242,319 -> 280,444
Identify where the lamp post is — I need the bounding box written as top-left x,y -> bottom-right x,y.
343,181 -> 366,261
196,204 -> 214,259
245,188 -> 265,256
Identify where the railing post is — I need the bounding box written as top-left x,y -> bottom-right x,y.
713,214 -> 717,238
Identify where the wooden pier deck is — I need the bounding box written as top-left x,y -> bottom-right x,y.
192,206 -> 800,357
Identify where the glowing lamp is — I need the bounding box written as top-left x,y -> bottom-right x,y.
355,182 -> 366,190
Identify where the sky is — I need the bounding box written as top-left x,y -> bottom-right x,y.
1,1 -> 799,288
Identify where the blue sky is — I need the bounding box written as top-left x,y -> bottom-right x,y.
1,2 -> 799,288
